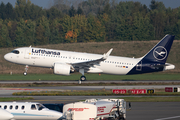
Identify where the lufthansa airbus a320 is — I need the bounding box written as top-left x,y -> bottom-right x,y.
4,35 -> 175,81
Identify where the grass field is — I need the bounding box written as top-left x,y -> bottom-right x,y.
0,73 -> 180,81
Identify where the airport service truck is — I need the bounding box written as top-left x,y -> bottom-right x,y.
61,99 -> 126,120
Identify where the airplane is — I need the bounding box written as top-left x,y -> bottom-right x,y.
0,108 -> 14,120
4,34 -> 175,81
0,102 -> 63,120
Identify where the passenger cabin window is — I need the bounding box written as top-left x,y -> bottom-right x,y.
4,105 -> 7,109
31,104 -> 36,110
22,106 -> 25,110
0,105 -> 1,108
10,105 -> 13,109
11,50 -> 19,54
15,106 -> 18,110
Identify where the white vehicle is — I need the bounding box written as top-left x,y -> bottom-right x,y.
0,108 -> 14,120
0,102 -> 63,120
62,103 -> 97,120
4,35 -> 175,81
62,99 -> 126,120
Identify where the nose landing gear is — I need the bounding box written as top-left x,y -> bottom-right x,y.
23,65 -> 29,76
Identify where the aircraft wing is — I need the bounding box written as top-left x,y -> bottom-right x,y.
70,48 -> 113,70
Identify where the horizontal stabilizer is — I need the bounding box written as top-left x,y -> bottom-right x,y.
164,63 -> 175,70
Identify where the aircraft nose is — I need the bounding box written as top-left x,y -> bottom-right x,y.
49,111 -> 63,119
4,53 -> 11,61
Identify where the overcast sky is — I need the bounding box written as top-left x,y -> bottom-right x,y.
0,0 -> 179,9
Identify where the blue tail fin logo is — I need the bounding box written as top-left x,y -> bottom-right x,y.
153,46 -> 167,61
142,34 -> 175,64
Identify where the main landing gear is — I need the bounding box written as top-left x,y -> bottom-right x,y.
23,65 -> 28,76
79,69 -> 86,81
80,75 -> 86,81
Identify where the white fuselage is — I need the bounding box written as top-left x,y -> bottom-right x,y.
4,47 -> 140,75
0,102 -> 62,120
0,108 -> 14,120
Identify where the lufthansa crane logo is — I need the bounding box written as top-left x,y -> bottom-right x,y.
153,46 -> 167,60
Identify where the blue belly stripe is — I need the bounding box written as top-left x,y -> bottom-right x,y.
12,113 -> 52,117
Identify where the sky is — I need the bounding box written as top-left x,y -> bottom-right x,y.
0,0 -> 180,9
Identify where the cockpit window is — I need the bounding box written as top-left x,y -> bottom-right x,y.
11,50 -> 19,54
31,104 -> 36,110
36,104 -> 45,111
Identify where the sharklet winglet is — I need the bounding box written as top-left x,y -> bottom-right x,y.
103,48 -> 113,59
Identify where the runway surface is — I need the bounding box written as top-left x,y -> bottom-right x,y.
127,102 -> 180,120
1,80 -> 180,84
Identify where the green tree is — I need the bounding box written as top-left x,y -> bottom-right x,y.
46,7 -> 63,20
14,3 -> 25,21
49,18 -> 64,44
132,12 -> 154,40
14,0 -> 46,21
0,2 -> 6,20
7,20 -> 17,47
62,15 -> 80,43
15,19 -> 36,47
85,14 -> 106,42
171,20 -> 180,39
35,16 -> 50,45
15,0 -> 26,7
150,0 -> 166,11
5,2 -> 15,20
61,14 -> 105,43
25,19 -> 36,45
69,5 -> 76,17
150,10 -> 166,39
53,0 -> 70,14
0,19 -> 12,48
35,24 -> 46,45
77,6 -> 84,15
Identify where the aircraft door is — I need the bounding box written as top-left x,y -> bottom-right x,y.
24,48 -> 31,59
136,61 -> 142,71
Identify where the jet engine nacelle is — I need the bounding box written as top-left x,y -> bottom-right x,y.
54,63 -> 70,75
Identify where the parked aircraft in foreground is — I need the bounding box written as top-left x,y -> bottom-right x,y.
4,35 -> 175,81
0,102 -> 62,120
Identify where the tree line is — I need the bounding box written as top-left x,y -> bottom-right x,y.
0,0 -> 180,48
